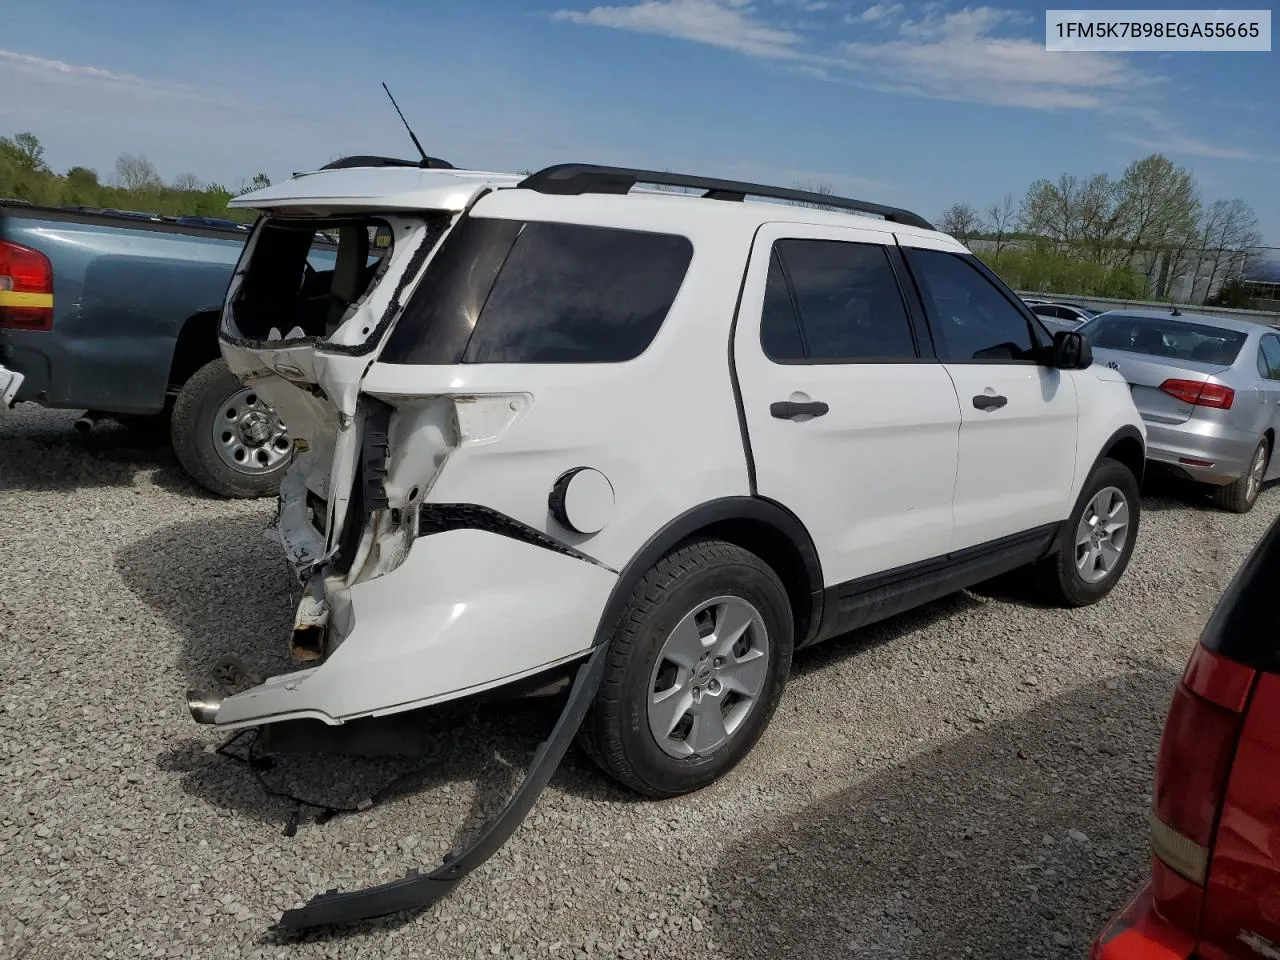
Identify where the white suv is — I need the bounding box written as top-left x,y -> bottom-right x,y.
191,159 -> 1145,924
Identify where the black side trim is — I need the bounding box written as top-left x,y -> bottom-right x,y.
517,164 -> 934,230
417,503 -> 612,570
1199,509 -> 1280,672
588,497 -> 825,651
726,226 -> 764,495
359,403 -> 391,519
816,523 -> 1061,641
275,643 -> 609,931
884,245 -> 937,361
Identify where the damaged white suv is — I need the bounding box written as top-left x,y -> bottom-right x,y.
191,158 -> 1145,926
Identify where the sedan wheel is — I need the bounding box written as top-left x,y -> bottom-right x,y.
1212,438 -> 1269,514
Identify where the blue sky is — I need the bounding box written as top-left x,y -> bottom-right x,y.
2,0 -> 1277,242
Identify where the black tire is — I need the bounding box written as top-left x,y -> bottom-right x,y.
170,359 -> 289,499
578,539 -> 793,798
1031,457 -> 1141,607
1211,438 -> 1268,514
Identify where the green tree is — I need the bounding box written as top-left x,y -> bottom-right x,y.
0,132 -> 46,172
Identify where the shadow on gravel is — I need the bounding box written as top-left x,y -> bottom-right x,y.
156,693 -> 563,840
0,406 -> 184,492
707,666 -> 1179,960
1139,472 -> 1280,512
114,514 -> 294,690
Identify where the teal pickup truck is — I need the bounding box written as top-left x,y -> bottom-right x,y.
0,202 -> 339,497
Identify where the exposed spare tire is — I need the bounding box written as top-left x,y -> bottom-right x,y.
170,358 -> 291,498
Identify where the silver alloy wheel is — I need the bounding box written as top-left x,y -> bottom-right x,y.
1246,442 -> 1267,504
213,387 -> 290,475
647,595 -> 770,759
1074,485 -> 1131,584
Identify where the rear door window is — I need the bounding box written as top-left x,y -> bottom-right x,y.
381,219 -> 693,364
761,238 -> 918,362
1260,334 -> 1280,379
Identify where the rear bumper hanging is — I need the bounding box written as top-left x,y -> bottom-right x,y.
275,639 -> 608,931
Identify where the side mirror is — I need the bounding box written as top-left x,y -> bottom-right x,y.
1051,329 -> 1092,369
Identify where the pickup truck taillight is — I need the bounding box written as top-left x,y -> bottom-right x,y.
1160,378 -> 1234,409
0,239 -> 54,331
1148,643 -> 1254,932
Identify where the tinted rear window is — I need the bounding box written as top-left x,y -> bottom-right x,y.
380,218 -> 693,365
1082,314 -> 1247,365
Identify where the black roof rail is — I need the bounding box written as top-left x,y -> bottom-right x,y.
516,164 -> 934,230
320,155 -> 455,171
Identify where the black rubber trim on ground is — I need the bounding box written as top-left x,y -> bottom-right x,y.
417,503 -> 615,570
275,642 -> 610,932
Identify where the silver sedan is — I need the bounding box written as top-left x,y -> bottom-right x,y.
1079,308 -> 1280,513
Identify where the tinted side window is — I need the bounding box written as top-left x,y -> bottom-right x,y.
770,238 -> 916,361
907,249 -> 1037,362
1261,335 -> 1280,380
760,249 -> 805,361
462,222 -> 692,363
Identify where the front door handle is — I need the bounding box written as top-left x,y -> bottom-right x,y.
771,400 -> 829,420
972,393 -> 1008,411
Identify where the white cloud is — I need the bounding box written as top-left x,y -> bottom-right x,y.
858,3 -> 904,24
0,49 -> 153,87
1111,127 -> 1278,163
552,0 -> 802,59
840,9 -> 1144,112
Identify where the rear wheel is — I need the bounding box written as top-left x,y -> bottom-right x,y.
170,359 -> 291,498
1031,457 -> 1140,607
578,539 -> 793,798
1211,438 -> 1268,514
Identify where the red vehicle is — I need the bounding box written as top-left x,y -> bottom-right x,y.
1093,514 -> 1280,959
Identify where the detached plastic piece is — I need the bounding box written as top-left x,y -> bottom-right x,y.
275,640 -> 609,931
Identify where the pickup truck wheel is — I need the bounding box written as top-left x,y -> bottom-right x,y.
578,539 -> 793,798
170,359 -> 291,498
1031,457 -> 1140,608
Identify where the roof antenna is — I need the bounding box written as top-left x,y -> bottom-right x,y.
381,82 -> 430,167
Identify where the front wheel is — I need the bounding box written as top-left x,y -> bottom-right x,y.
1211,438 -> 1268,514
577,539 -> 793,798
170,359 -> 292,498
1032,457 -> 1141,607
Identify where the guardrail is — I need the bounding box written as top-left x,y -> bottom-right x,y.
1018,291 -> 1280,325
1017,291 -> 1280,324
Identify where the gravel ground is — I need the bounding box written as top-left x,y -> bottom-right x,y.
1,402 -> 1275,960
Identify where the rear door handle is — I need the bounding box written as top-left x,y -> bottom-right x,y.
972,394 -> 1008,411
771,400 -> 829,420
